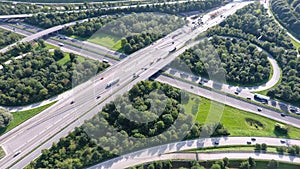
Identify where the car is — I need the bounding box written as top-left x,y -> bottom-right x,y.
246,141 -> 252,144
214,141 -> 219,145
190,86 -> 194,89
247,97 -> 252,100
236,88 -> 242,92
234,91 -> 239,95
70,101 -> 75,104
257,107 -> 262,111
13,151 -> 21,157
281,113 -> 287,117
96,95 -> 101,99
100,77 -> 104,80
280,140 -> 286,144
290,107 -> 297,112
251,138 -> 256,141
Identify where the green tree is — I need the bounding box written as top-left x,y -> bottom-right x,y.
240,161 -> 250,169
0,108 -> 13,129
248,157 -> 256,168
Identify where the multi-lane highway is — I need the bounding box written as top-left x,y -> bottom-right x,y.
0,2 -> 254,168
90,137 -> 300,168
0,23 -> 121,63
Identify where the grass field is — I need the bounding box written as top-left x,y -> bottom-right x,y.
0,101 -> 57,136
57,53 -> 85,66
0,146 -> 5,160
87,32 -> 122,51
184,94 -> 300,139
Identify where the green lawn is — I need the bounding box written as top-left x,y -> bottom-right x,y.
290,37 -> 300,50
0,101 -> 57,135
0,146 -> 5,160
184,94 -> 300,139
57,53 -> 85,66
87,32 -> 121,50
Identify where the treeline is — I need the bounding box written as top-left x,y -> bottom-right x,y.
26,81 -> 230,169
60,16 -> 115,37
271,0 -> 300,38
206,3 -> 300,104
173,36 -> 271,85
24,0 -> 228,29
0,2 -> 52,15
130,157 -> 282,169
0,28 -> 23,49
0,44 -> 108,106
61,13 -> 187,54
0,42 -> 33,62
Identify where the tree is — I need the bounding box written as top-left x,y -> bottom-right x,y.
54,49 -> 64,61
261,143 -> 267,151
267,159 -> 279,169
255,143 -> 261,151
240,161 -> 250,169
223,157 -> 229,167
0,108 -> 13,129
210,164 -> 221,169
248,157 -> 256,168
69,53 -> 76,62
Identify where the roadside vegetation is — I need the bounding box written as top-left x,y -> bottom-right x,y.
0,42 -> 109,106
24,0 -> 227,28
172,36 -> 271,86
0,146 -> 5,160
60,13 -> 187,53
207,3 -> 300,106
0,108 -> 13,132
25,80 -> 300,168
271,0 -> 300,39
129,158 -> 300,169
0,101 -> 57,135
0,28 -> 23,49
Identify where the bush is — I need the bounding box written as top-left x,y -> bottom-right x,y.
0,108 -> 13,129
274,123 -> 289,135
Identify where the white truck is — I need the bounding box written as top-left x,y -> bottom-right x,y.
106,78 -> 120,88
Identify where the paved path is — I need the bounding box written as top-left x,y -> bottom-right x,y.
89,137 -> 300,169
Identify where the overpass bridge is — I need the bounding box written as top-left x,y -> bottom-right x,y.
0,18 -> 89,53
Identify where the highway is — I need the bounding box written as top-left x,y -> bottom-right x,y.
0,2 -> 253,168
155,74 -> 300,129
89,137 -> 300,169
0,23 -> 120,64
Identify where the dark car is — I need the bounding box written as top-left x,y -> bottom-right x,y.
214,141 -> 219,145
281,113 -> 287,117
96,95 -> 101,99
247,141 -> 252,145
13,151 -> 21,157
70,101 -> 75,104
280,140 -> 286,144
251,138 -> 256,141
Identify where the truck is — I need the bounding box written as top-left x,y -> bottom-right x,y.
106,78 -> 120,88
254,94 -> 269,103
